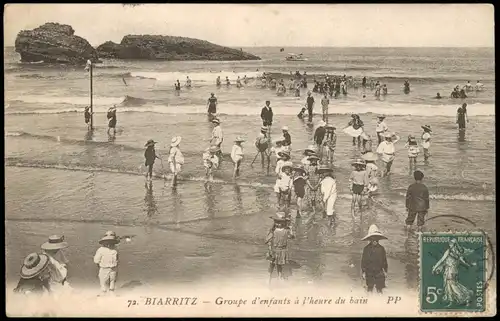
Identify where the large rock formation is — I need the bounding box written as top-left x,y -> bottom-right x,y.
15,22 -> 99,64
96,35 -> 260,61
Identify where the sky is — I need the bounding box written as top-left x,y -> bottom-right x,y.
3,4 -> 495,47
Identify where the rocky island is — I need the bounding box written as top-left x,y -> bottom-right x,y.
15,23 -> 99,64
96,35 -> 261,61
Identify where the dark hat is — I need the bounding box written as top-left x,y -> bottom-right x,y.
278,151 -> 291,159
317,166 -> 333,174
145,139 -> 157,147
20,253 -> 50,279
421,125 -> 432,132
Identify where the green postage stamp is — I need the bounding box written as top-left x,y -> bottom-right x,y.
420,232 -> 487,313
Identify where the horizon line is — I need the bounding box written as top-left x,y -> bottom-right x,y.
3,45 -> 494,49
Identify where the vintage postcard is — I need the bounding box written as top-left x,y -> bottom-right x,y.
4,3 -> 495,317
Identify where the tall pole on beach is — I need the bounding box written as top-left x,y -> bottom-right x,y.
85,59 -> 94,130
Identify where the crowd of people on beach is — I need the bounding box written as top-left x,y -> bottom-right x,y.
13,68 -> 481,299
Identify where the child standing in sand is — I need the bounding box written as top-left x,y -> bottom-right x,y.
93,231 -> 119,296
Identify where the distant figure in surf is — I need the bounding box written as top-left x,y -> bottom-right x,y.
403,80 -> 410,94
84,106 -> 92,130
226,76 -> 231,86
434,92 -> 442,99
243,75 -> 248,84
107,106 -> 117,135
207,93 -> 218,115
168,136 -> 184,187
404,135 -> 420,170
185,76 -> 192,88
216,76 -> 222,87
261,100 -> 274,128
174,80 -> 181,91
306,92 -> 315,122
144,139 -> 159,180
297,107 -> 306,119
382,84 -> 388,96
465,80 -> 473,92
362,76 -> 367,88
475,80 -> 484,91
456,103 -> 468,132
203,146 -> 219,182
421,125 -> 432,161
236,76 -> 242,88
231,137 -> 245,179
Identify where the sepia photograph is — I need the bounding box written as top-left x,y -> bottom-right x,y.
4,3 -> 496,317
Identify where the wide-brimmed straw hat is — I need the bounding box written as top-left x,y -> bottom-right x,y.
361,224 -> 388,241
234,136 -> 245,142
99,231 -> 120,245
171,136 -> 182,147
281,161 -> 293,171
270,212 -> 290,222
352,158 -> 366,166
317,166 -> 333,174
20,253 -> 50,279
361,152 -> 378,162
304,145 -> 318,154
278,151 -> 291,159
41,235 -> 68,251
421,125 -> 432,132
377,115 -> 386,120
212,118 -> 221,124
318,120 -> 326,127
384,132 -> 394,139
308,154 -> 320,161
282,126 -> 289,131
145,139 -> 157,147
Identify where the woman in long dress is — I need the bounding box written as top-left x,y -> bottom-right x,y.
431,239 -> 476,307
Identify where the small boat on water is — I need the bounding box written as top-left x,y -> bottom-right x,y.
285,53 -> 308,61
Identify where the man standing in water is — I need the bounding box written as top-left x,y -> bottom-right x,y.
207,93 -> 218,116
261,100 -> 274,131
210,118 -> 224,166
456,103 -> 469,132
314,120 -> 327,159
306,92 -> 315,122
321,93 -> 330,122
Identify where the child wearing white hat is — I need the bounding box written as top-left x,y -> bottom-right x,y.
93,231 -> 120,295
168,136 -> 184,187
231,137 -> 245,178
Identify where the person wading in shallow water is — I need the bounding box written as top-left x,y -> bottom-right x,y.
261,100 -> 274,133
306,91 -> 315,122
168,136 -> 184,187
107,106 -> 117,135
405,170 -> 429,231
210,118 -> 224,167
144,139 -> 160,181
456,103 -> 469,132
376,132 -> 399,177
84,106 -> 92,130
207,93 -> 218,117
266,213 -> 292,283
